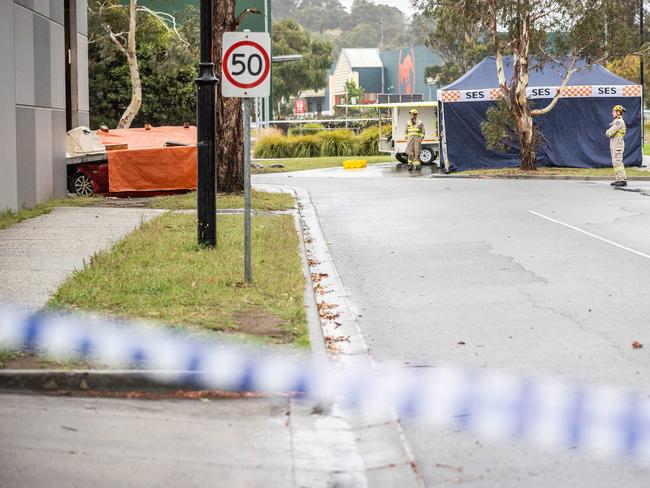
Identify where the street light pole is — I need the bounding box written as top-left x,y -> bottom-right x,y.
196,0 -> 218,247
641,0 -> 645,142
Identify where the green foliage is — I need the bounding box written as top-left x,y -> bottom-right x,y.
273,0 -> 423,55
288,123 -> 325,136
358,126 -> 382,155
291,135 -> 323,158
480,99 -> 542,153
88,1 -> 199,129
254,135 -> 295,159
255,129 -> 383,158
272,19 -> 333,107
319,130 -> 359,157
344,80 -> 364,104
480,99 -> 517,153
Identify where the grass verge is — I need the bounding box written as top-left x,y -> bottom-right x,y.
48,212 -> 308,346
253,155 -> 394,174
458,167 -> 650,177
148,190 -> 294,211
0,191 -> 294,230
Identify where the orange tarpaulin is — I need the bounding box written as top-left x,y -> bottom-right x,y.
97,126 -> 198,192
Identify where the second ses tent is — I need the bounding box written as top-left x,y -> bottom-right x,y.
438,56 -> 642,171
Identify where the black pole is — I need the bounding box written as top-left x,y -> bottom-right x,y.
641,0 -> 645,144
642,0 -> 645,96
196,0 -> 218,247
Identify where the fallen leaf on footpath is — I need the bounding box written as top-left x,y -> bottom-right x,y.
632,341 -> 643,349
311,272 -> 329,283
325,335 -> 351,344
307,258 -> 320,266
457,341 -> 466,345
321,312 -> 340,321
313,284 -> 332,295
317,302 -> 338,312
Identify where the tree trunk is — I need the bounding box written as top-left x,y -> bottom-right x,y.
213,0 -> 244,193
117,0 -> 142,129
517,110 -> 536,171
512,78 -> 536,170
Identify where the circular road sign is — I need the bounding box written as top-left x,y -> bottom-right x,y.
221,33 -> 271,98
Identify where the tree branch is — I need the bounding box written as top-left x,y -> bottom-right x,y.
234,8 -> 263,29
137,6 -> 190,49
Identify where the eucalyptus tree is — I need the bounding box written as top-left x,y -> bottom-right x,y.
416,0 -> 641,170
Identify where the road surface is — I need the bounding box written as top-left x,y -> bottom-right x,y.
259,166 -> 650,487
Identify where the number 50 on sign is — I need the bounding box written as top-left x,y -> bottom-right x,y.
221,32 -> 271,98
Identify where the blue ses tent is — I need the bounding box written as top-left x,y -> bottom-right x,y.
437,56 -> 642,171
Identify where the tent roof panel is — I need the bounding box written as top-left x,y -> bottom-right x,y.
442,56 -> 637,91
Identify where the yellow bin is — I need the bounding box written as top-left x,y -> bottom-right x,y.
343,159 -> 367,169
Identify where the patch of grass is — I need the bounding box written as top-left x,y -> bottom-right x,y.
147,190 -> 295,211
643,143 -> 650,155
458,167 -> 650,177
0,350 -> 21,368
48,212 -> 308,346
253,155 -> 394,174
0,192 -> 293,230
0,196 -> 96,230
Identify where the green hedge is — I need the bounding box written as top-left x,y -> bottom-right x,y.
254,128 -> 391,158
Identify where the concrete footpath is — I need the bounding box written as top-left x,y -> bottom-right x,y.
0,207 -> 163,311
0,204 -> 420,488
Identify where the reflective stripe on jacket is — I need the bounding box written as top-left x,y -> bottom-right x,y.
406,119 -> 425,138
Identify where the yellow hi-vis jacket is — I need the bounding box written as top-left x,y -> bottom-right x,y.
405,119 -> 425,139
606,116 -> 626,138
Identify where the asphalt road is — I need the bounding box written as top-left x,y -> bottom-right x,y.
258,167 -> 650,487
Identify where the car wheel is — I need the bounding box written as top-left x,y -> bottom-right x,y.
73,172 -> 94,196
420,147 -> 434,165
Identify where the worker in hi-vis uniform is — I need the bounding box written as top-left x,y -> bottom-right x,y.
405,108 -> 425,171
606,104 -> 627,187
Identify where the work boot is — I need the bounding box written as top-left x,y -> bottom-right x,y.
611,180 -> 627,187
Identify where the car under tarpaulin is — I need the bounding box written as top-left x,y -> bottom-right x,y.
437,56 -> 642,171
97,126 -> 197,192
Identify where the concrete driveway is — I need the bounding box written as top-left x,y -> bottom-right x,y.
257,169 -> 650,487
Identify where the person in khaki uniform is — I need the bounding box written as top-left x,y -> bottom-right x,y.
405,109 -> 425,171
606,104 -> 627,187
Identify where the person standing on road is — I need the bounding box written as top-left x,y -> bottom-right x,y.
606,104 -> 627,187
405,108 -> 425,171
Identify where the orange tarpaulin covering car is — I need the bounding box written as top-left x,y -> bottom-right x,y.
97,126 -> 198,192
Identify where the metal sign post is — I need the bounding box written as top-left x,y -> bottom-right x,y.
242,98 -> 252,282
221,31 -> 271,282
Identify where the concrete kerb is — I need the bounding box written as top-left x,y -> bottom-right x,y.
258,183 -> 424,488
431,174 -> 650,181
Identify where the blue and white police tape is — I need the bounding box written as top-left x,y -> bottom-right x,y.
1,307 -> 650,464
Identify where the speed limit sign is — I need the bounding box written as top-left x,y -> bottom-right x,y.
221,32 -> 271,98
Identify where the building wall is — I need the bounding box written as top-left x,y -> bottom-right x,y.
355,67 -> 383,94
332,52 -> 353,95
381,45 -> 442,100
0,0 -> 88,212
